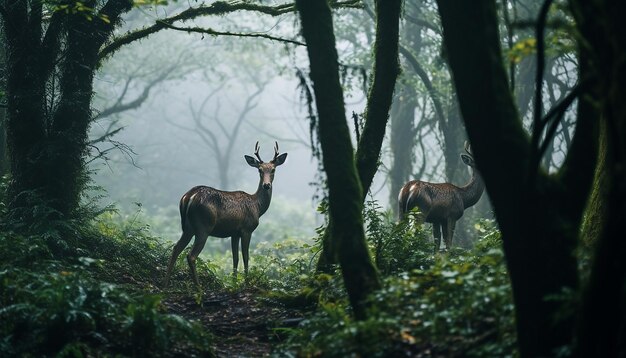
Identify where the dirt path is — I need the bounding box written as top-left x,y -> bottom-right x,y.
163,289 -> 303,357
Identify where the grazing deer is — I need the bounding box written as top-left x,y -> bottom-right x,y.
398,142 -> 484,252
164,142 -> 287,287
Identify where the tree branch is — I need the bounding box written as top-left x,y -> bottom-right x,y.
404,13 -> 440,34
528,0 -> 555,183
94,66 -> 176,120
156,22 -> 305,46
98,0 -> 360,62
398,45 -> 446,129
537,82 -> 583,161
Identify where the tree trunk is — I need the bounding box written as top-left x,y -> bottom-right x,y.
0,28 -> 6,178
354,0 -> 402,197
580,119 -> 608,247
388,85 -> 417,216
0,107 -> 7,178
570,0 -> 626,355
436,0 -> 597,356
2,0 -> 132,222
296,0 -> 381,320
316,0 -> 402,272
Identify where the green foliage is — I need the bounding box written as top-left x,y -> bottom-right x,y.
0,260 -> 213,357
276,206 -> 517,357
0,189 -> 216,356
86,211 -> 221,290
364,199 -> 434,274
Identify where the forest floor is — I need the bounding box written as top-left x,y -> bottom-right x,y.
163,288 -> 304,357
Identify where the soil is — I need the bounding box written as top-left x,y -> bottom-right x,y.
163,289 -> 305,357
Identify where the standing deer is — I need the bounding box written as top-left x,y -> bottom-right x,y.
164,142 -> 287,287
398,142 -> 484,252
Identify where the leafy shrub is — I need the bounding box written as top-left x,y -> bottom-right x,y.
364,199 -> 434,274
276,210 -> 517,357
0,261 -> 213,357
0,195 -> 217,356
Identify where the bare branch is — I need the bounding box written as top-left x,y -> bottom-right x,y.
94,66 -> 176,120
399,45 -> 447,129
89,126 -> 125,145
404,13 -> 440,34
156,22 -> 305,46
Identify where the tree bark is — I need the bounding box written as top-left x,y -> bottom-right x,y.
296,0 -> 380,320
354,0 -> 402,197
316,0 -> 402,273
570,0 -> 626,355
436,0 -> 597,356
580,119 -> 608,247
2,0 -> 132,221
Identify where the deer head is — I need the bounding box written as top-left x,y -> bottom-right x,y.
244,141 -> 288,190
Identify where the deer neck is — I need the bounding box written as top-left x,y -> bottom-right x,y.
461,167 -> 485,209
254,180 -> 273,216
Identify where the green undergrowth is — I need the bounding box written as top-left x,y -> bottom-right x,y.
0,180 -> 516,357
0,198 -> 216,357
270,202 -> 517,357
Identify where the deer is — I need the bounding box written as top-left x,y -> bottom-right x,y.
163,142 -> 287,288
398,142 -> 484,253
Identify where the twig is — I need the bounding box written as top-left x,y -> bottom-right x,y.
528,0 -> 555,182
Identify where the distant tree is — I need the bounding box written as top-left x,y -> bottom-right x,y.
166,75 -> 266,190
387,83 -> 419,213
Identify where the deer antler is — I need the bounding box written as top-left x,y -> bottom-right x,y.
273,141 -> 280,161
254,141 -> 263,162
464,141 -> 472,155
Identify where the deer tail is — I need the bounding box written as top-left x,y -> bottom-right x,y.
179,191 -> 198,231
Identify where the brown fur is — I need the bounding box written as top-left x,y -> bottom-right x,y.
164,145 -> 287,287
398,150 -> 484,252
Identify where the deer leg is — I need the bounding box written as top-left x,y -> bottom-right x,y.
444,218 -> 456,251
433,223 -> 442,253
241,232 -> 252,276
231,236 -> 240,276
164,230 -> 193,288
187,233 -> 208,288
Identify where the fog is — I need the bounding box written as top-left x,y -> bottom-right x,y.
89,10 -> 392,244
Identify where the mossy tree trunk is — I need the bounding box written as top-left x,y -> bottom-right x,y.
0,28 -> 6,178
2,0 -> 133,222
569,0 -> 626,355
436,0 -> 598,356
315,0 -> 402,273
580,117 -> 608,247
295,0 -> 384,320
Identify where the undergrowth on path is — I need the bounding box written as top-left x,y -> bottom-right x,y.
0,193 -> 216,357
0,179 -> 516,357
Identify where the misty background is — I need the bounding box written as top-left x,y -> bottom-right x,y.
88,7 -> 413,246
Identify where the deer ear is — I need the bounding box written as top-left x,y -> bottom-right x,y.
460,153 -> 474,167
272,153 -> 287,166
245,155 -> 261,168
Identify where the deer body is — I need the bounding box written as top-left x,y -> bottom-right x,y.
398,143 -> 484,252
164,142 -> 287,287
